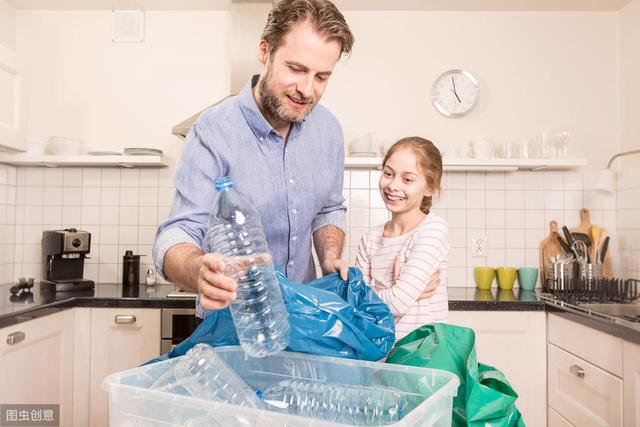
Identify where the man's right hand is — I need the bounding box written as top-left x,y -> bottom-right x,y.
196,253 -> 237,310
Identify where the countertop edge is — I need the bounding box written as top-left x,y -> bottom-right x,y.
0,294 -> 545,329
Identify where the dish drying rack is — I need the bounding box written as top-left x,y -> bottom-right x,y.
546,276 -> 640,303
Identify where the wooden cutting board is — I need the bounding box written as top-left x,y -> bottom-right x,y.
540,220 -> 564,284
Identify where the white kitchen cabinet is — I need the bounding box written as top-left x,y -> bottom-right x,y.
0,45 -> 26,152
547,313 -> 626,427
447,311 -> 546,427
89,308 -> 161,427
623,340 -> 640,427
547,342 -> 623,426
548,406 -> 574,427
0,310 -> 74,425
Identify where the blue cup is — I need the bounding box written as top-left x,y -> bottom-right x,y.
518,267 -> 538,291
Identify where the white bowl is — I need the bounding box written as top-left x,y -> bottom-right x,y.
26,139 -> 47,155
46,137 -> 85,155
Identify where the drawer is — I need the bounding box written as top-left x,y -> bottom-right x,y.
548,407 -> 574,427
548,343 -> 622,427
547,313 -> 622,377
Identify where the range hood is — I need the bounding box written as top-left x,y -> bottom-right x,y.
172,0 -> 273,140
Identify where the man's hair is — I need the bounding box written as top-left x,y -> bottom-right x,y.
261,0 -> 354,57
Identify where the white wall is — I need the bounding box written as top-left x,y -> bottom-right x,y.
620,0 -> 640,152
0,165 -> 16,283
323,11 -> 620,169
4,6 -> 631,286
0,0 -> 16,51
16,10 -> 231,162
617,0 -> 640,278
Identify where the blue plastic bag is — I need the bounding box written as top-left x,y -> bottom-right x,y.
146,268 -> 395,364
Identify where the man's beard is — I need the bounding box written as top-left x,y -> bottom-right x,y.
257,66 -> 316,124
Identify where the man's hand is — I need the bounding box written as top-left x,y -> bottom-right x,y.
196,253 -> 237,310
321,258 -> 349,281
391,256 -> 440,301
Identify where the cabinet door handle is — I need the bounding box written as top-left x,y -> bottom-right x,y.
6,331 -> 25,345
114,314 -> 137,324
570,364 -> 585,378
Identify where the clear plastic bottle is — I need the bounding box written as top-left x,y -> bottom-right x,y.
155,343 -> 263,408
259,379 -> 407,425
204,176 -> 290,358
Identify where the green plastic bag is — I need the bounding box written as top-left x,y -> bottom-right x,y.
385,323 -> 525,427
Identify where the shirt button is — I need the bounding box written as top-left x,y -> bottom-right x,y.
291,208 -> 297,214
259,137 -> 264,142
289,260 -> 294,266
291,236 -> 297,241
289,178 -> 295,184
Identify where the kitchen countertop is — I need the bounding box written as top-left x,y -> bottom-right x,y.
4,282 -> 639,345
542,294 -> 640,345
0,282 -> 545,329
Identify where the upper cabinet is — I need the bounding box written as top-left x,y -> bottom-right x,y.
0,45 -> 26,152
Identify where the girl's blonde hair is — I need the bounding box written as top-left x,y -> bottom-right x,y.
382,136 -> 443,215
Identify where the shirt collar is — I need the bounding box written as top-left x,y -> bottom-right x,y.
238,75 -> 305,143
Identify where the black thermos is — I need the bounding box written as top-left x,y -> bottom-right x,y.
122,250 -> 141,287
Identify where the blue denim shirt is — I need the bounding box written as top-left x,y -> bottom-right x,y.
153,76 -> 346,316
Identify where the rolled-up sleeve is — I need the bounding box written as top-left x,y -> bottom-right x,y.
152,124 -> 227,280
311,128 -> 346,234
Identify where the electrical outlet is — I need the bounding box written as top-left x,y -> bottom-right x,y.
472,236 -> 487,257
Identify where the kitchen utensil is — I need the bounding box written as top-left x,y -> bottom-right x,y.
600,236 -> 610,263
561,225 -> 575,248
540,221 -> 564,284
591,225 -> 603,264
496,267 -> 517,290
578,263 -> 603,282
570,209 -> 593,259
550,221 -> 571,254
474,267 -> 495,290
546,261 -> 574,292
555,233 -> 572,254
572,240 -> 588,264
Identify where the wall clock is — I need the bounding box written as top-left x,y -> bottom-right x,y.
430,69 -> 479,117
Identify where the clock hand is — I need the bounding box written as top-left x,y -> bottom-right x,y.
450,87 -> 462,103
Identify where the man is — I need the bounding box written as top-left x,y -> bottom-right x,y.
153,0 -> 354,317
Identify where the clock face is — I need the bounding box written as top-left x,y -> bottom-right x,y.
431,69 -> 479,117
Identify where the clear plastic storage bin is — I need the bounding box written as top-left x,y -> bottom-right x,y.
103,346 -> 459,427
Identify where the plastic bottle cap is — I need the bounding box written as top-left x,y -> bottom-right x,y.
215,176 -> 234,192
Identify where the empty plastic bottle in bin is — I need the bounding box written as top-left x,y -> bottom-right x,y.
259,379 -> 407,425
151,343 -> 263,409
204,176 -> 290,358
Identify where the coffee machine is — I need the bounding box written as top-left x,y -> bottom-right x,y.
41,228 -> 94,291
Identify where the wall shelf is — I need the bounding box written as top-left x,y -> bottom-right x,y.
0,154 -> 169,168
345,157 -> 587,171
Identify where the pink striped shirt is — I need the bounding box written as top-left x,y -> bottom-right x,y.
355,215 -> 449,340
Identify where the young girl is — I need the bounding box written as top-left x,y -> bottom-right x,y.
355,136 -> 448,340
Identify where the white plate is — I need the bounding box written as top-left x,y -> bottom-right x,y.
87,151 -> 122,156
348,151 -> 378,157
123,148 -> 163,156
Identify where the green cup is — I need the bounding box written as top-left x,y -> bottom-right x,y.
496,267 -> 517,290
518,267 -> 539,291
474,267 -> 495,290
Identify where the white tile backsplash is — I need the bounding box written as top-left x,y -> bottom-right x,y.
1,165 -> 627,288
343,168 -> 615,287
